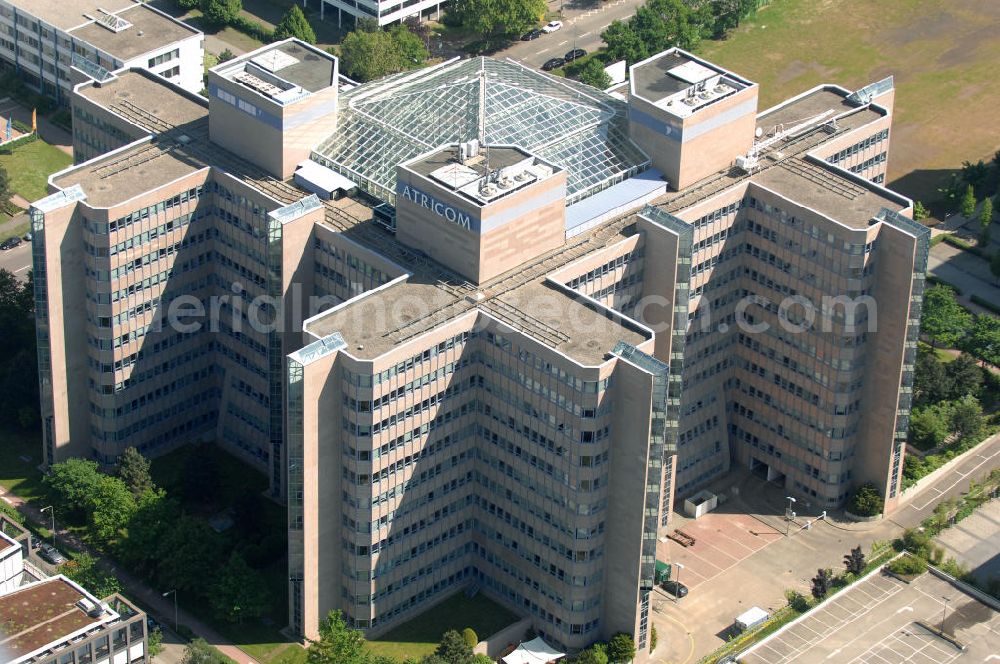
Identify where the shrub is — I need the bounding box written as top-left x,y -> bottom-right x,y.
650,625 -> 657,653
887,555 -> 927,576
462,627 -> 478,648
847,483 -> 883,517
784,589 -> 810,612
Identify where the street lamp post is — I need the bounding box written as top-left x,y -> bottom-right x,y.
941,597 -> 950,633
163,590 -> 178,632
673,562 -> 685,603
784,496 -> 797,536
40,505 -> 55,546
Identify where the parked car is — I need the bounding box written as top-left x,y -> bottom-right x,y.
564,48 -> 587,62
542,21 -> 563,33
542,58 -> 566,71
22,232 -> 31,242
0,236 -> 22,250
147,616 -> 160,632
521,29 -> 542,41
37,543 -> 67,565
661,579 -> 688,598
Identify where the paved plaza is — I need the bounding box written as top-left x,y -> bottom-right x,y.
739,569 -> 1000,664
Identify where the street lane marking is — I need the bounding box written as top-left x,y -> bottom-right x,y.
15,264 -> 30,273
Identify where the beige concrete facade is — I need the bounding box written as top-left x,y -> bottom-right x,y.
32,43 -> 927,661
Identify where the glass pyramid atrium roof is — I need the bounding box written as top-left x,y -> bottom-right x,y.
312,57 -> 650,205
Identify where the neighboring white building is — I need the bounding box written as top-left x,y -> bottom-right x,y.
0,0 -> 204,102
305,0 -> 443,28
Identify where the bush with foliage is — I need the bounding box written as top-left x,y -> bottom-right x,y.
810,568 -> 832,600
887,555 -> 928,576
784,589 -> 810,613
606,633 -> 636,663
201,0 -> 243,26
180,638 -> 231,664
577,58 -> 612,89
338,24 -> 428,82
847,483 -> 884,517
461,627 -> 478,648
843,546 -> 866,575
447,0 -> 546,39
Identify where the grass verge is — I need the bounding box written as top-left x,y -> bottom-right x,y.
367,592 -> 520,661
0,138 -> 72,202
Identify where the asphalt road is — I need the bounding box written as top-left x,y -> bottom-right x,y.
499,0 -> 644,69
0,241 -> 32,279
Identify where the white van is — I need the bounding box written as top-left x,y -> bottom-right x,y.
735,606 -> 770,632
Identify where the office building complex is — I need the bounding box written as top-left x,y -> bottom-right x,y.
0,0 -> 203,102
0,519 -> 149,664
31,41 -> 926,659
305,0 -> 445,29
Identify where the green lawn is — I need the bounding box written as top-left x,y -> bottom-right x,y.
0,139 -> 72,202
0,426 -> 46,503
697,0 -> 1000,205
0,219 -> 28,241
368,592 -> 520,661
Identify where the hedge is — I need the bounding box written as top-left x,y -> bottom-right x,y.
925,274 -> 963,296
230,15 -> 274,43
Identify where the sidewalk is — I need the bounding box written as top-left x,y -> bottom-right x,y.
0,485 -> 260,664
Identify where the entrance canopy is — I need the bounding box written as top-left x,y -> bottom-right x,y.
501,637 -> 566,664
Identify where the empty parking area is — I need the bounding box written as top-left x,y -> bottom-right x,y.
657,512 -> 782,589
740,569 -> 1000,664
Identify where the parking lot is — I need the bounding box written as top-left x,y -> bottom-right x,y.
739,569 -> 1000,664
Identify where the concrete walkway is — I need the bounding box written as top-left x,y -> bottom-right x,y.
0,486 -> 261,664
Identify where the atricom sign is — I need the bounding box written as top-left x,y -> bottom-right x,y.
398,184 -> 474,230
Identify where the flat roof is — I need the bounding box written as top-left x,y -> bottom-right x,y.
10,0 -> 135,32
404,145 -> 560,206
68,4 -> 198,61
757,87 -> 857,131
0,578 -> 108,661
219,41 -> 337,97
305,213 -> 649,365
78,69 -> 208,129
751,158 -> 900,228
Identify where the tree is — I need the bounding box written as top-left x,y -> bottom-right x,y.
913,200 -> 929,221
117,446 -> 153,498
201,0 -> 242,26
601,21 -> 648,66
650,624 -> 658,653
960,183 -> 976,218
181,639 -> 231,664
307,610 -> 368,664
448,0 -> 546,39
847,483 -> 884,517
909,403 -> 951,449
273,6 -> 317,44
44,458 -> 103,524
118,489 -> 179,574
471,656 -> 493,664
962,314 -> 1000,367
148,627 -> 164,657
155,514 -> 226,595
461,628 -> 478,648
218,48 -> 237,63
914,347 -> 951,407
574,646 -> 608,664
981,197 -> 994,229
949,393 -> 984,440
992,251 -> 1000,284
578,58 -> 612,89
944,353 -> 983,399
810,568 -> 832,600
920,284 -> 971,348
961,159 -> 990,194
339,30 -> 403,82
606,633 -> 636,663
436,629 -> 473,664
209,552 -> 268,623
389,24 -> 430,67
177,0 -> 201,9
88,474 -> 137,542
62,553 -> 123,597
843,546 -> 866,575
